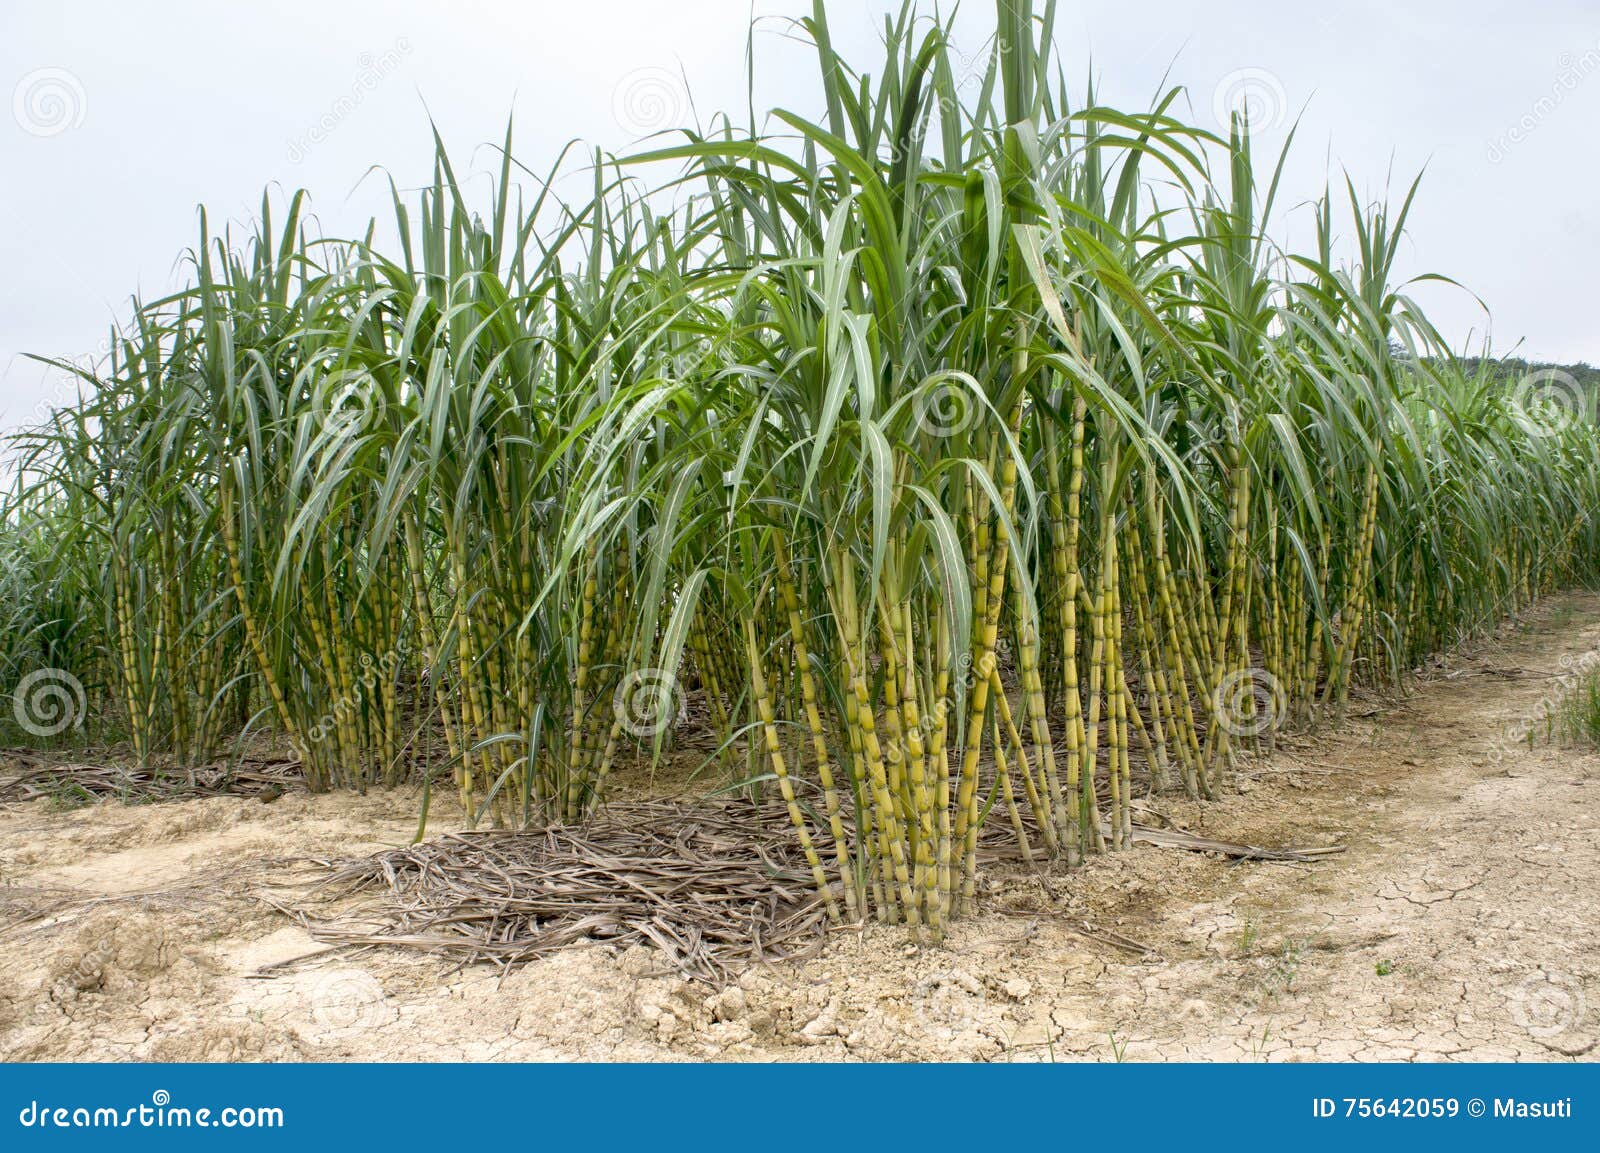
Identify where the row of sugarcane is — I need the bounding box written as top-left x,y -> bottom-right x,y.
4,1 -> 1598,939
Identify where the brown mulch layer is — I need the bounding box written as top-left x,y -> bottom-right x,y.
277,788 -> 1341,985
0,754 -> 303,806
283,799 -> 830,983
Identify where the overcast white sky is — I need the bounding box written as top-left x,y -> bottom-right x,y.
2,1 -> 1596,432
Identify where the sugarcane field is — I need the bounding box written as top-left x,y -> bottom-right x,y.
2,0 -> 1599,1075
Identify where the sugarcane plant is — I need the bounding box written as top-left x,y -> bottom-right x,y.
4,0 -> 1599,941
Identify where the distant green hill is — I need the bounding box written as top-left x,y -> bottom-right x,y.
1460,357 -> 1600,393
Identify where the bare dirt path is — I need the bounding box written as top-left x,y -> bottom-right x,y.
1,593 -> 1596,1062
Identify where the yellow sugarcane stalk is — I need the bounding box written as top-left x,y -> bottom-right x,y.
1108,542 -> 1131,847
744,618 -> 840,923
928,608 -> 953,933
834,556 -> 906,924
992,713 -> 1034,864
1059,392 -> 1089,859
1326,463 -> 1381,713
565,539 -> 601,818
403,514 -> 463,778
773,530 -> 859,920
987,666 -> 1055,851
1011,580 -> 1061,850
219,473 -> 307,778
954,381 -> 1025,914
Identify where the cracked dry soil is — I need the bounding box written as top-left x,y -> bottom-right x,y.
1,593 -> 1597,1062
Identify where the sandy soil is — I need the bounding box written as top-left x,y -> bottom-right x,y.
2,593 -> 1597,1062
